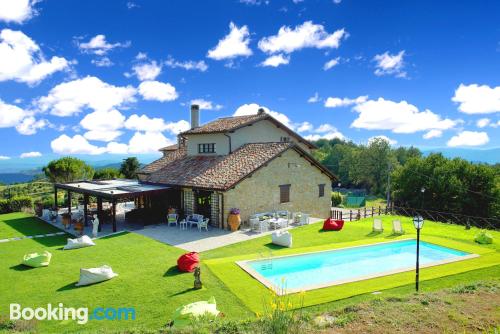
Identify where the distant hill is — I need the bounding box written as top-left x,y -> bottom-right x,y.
0,173 -> 36,184
422,147 -> 500,164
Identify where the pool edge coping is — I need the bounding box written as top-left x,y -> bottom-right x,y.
235,239 -> 480,295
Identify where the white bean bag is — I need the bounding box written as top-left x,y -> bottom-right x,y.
63,235 -> 95,250
75,265 -> 118,286
272,231 -> 292,248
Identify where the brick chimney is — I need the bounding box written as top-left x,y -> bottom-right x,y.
191,104 -> 200,129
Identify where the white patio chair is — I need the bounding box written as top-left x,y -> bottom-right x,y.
198,218 -> 209,232
250,218 -> 260,233
167,214 -> 178,226
392,220 -> 404,235
299,213 -> 310,226
187,214 -> 203,228
373,218 -> 383,232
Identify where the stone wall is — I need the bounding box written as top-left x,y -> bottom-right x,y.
223,149 -> 332,226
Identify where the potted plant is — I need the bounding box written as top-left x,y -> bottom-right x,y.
228,208 -> 241,232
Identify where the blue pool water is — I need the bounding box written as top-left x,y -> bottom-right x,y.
246,240 -> 470,291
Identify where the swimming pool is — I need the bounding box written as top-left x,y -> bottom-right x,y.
237,239 -> 477,294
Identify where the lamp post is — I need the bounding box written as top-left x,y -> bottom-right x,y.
413,215 -> 424,292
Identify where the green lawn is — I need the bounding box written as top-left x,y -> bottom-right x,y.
203,215 -> 500,312
0,212 -> 63,239
0,214 -> 251,333
1,213 -> 498,333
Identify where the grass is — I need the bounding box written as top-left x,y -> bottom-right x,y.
311,280 -> 500,333
203,215 -> 500,312
0,212 -> 63,239
1,212 -> 499,333
0,215 -> 251,333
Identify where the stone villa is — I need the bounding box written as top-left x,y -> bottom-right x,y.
138,105 -> 335,229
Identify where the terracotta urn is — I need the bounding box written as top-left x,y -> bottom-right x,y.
228,214 -> 241,232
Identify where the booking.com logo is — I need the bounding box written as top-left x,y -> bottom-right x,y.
10,303 -> 136,324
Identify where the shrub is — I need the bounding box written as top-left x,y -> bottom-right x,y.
331,192 -> 342,207
0,196 -> 33,214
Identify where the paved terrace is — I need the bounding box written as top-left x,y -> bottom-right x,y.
40,211 -> 321,252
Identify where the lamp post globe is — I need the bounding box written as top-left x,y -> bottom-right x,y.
413,215 -> 424,292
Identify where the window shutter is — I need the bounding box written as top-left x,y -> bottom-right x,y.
279,184 -> 291,203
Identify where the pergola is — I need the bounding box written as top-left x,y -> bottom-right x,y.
53,179 -> 171,232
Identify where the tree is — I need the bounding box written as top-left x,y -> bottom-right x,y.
43,157 -> 94,183
392,153 -> 499,220
120,157 -> 140,179
94,168 -> 122,180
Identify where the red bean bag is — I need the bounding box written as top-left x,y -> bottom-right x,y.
323,218 -> 344,231
177,252 -> 200,272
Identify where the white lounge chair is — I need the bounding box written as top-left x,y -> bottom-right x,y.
299,214 -> 310,226
75,265 -> 118,286
373,218 -> 383,232
392,220 -> 404,235
167,214 -> 178,226
63,235 -> 96,250
272,231 -> 292,247
198,218 -> 209,231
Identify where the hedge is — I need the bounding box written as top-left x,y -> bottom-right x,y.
0,196 -> 33,214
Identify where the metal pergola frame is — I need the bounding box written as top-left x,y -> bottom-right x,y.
53,180 -> 171,232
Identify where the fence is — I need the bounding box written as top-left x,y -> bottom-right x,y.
331,204 -> 499,231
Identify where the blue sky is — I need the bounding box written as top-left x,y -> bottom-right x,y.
0,0 -> 499,162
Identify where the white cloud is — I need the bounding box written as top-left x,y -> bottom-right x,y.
260,54 -> 290,67
190,99 -> 223,110
165,57 -> 208,72
296,121 -> 313,132
16,116 -> 47,135
20,151 -> 41,158
447,131 -> 489,147
373,50 -> 406,78
37,76 -> 136,116
368,135 -> 397,146
351,98 -> 459,133
128,132 -> 173,154
83,130 -> 123,142
79,109 -> 125,142
131,60 -> 162,81
0,29 -> 70,85
124,114 -> 189,134
303,123 -> 346,141
51,134 -> 107,155
323,57 -> 340,70
307,92 -> 320,103
78,34 -> 130,56
0,99 -> 27,128
135,52 -> 147,60
91,57 -> 113,67
0,0 -> 38,24
233,103 -> 293,128
258,21 -> 347,55
106,141 -> 129,154
324,95 -> 368,108
207,22 -> 252,60
333,0 -> 342,3
476,118 -> 491,128
304,131 -> 345,141
452,84 -> 500,114
0,155 -> 10,160
239,0 -> 269,4
423,129 -> 443,139
138,80 -> 178,102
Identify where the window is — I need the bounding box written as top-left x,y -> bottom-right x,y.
280,136 -> 290,142
279,184 -> 291,203
198,143 -> 216,153
318,184 -> 325,197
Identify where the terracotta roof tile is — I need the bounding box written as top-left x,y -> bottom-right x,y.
139,146 -> 187,174
181,113 -> 267,134
141,142 -> 293,190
